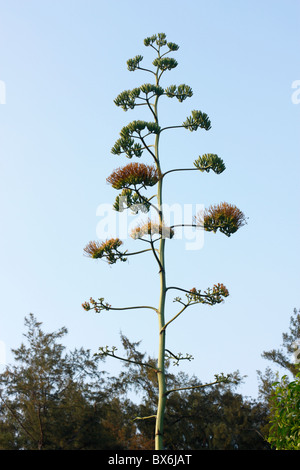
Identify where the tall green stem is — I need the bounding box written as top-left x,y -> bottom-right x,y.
155,180 -> 166,450
154,62 -> 167,450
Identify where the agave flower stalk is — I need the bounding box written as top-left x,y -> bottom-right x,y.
83,33 -> 246,450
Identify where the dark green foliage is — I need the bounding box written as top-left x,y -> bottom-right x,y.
0,316 -> 271,450
261,308 -> 300,378
267,367 -> 300,450
105,335 -> 270,450
257,308 -> 300,449
0,314 -> 120,450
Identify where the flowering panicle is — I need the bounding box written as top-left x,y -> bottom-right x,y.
194,202 -> 247,236
82,297 -> 111,313
144,33 -> 179,50
183,110 -> 211,131
131,219 -> 174,240
187,283 -> 229,305
113,188 -> 151,213
83,238 -> 127,264
111,121 -> 161,159
106,162 -> 159,190
193,154 -> 226,174
114,84 -> 164,111
127,55 -> 144,71
165,84 -> 193,102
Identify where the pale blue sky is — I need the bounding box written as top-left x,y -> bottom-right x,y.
0,0 -> 299,399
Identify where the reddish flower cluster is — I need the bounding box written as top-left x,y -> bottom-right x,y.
194,202 -> 246,237
83,238 -> 127,264
106,162 -> 159,190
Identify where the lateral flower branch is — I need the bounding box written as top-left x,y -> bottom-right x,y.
82,33 -> 246,450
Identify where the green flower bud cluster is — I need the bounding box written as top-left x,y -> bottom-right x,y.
111,135 -> 142,159
144,33 -> 179,51
114,88 -> 141,111
165,84 -> 193,102
193,154 -> 226,174
140,83 -> 164,95
152,57 -> 178,71
183,110 -> 212,131
127,55 -> 143,71
114,84 -> 164,111
111,121 -> 161,158
113,188 -> 151,214
125,120 -> 160,135
165,351 -> 194,366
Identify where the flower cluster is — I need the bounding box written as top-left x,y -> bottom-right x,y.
194,202 -> 247,237
144,33 -> 179,50
131,219 -> 174,240
114,87 -> 141,111
193,154 -> 226,174
106,162 -> 159,190
183,110 -> 211,131
82,297 -> 111,313
165,84 -> 193,102
152,57 -> 178,71
113,188 -> 151,213
111,121 -> 161,159
127,54 -> 143,71
83,238 -> 127,264
114,84 -> 164,111
187,283 -> 229,305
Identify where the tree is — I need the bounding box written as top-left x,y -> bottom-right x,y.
104,335 -> 270,450
262,308 -> 300,377
267,366 -> 300,450
0,318 -> 270,450
258,308 -> 300,400
0,314 -> 122,450
256,308 -> 300,450
83,33 -> 246,450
